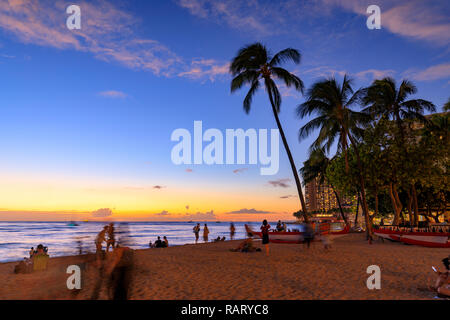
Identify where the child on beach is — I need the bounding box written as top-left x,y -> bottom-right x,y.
261,220 -> 270,256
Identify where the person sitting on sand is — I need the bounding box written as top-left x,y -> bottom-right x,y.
430,256 -> 450,297
148,241 -> 154,248
203,224 -> 209,243
221,237 -> 225,241
230,238 -> 261,253
29,247 -> 34,258
154,236 -> 163,248
276,220 -> 283,232
163,236 -> 169,247
214,236 -> 221,242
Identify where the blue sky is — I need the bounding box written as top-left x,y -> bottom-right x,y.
0,0 -> 448,220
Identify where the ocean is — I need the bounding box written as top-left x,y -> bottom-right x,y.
0,221 -> 296,262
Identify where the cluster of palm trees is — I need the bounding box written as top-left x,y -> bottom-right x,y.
229,42 -> 446,236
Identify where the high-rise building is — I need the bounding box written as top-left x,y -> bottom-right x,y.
305,177 -> 353,212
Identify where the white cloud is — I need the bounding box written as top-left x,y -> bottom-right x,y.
92,208 -> 113,217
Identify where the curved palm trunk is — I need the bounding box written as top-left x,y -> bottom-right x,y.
332,187 -> 348,225
267,89 -> 309,222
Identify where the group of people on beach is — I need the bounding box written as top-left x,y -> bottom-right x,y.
192,222 -> 236,243
149,236 -> 169,248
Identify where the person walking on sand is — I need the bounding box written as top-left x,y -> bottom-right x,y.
230,222 -> 236,240
95,226 -> 108,256
193,223 -> 200,243
203,224 -> 209,243
261,220 -> 271,256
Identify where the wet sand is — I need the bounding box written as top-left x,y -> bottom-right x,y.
0,234 -> 447,300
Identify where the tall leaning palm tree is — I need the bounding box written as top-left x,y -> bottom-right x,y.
297,75 -> 373,235
299,148 -> 348,224
230,43 -> 309,221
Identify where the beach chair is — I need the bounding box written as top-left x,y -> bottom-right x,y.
33,254 -> 49,271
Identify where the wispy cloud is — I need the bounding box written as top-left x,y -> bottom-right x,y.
232,168 -> 248,174
177,0 -> 450,46
92,207 -> 113,217
176,0 -> 276,36
268,178 -> 291,188
153,209 -> 216,220
322,0 -> 450,46
403,63 -> 450,82
178,58 -> 229,82
98,90 -> 128,98
280,195 -> 295,199
153,185 -> 166,189
354,69 -> 396,81
227,208 -> 270,214
0,0 -> 225,81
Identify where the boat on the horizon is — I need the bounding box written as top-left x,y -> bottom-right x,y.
373,225 -> 450,248
67,221 -> 79,227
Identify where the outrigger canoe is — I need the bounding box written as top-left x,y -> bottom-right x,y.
245,221 -> 350,244
374,227 -> 450,248
245,224 -> 304,243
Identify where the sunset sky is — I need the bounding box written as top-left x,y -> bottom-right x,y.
0,0 -> 448,221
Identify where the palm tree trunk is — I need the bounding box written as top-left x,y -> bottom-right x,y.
267,89 -> 309,222
374,185 -> 379,218
412,184 -> 420,226
332,187 -> 348,225
355,191 -> 360,227
389,182 -> 402,225
347,134 -> 373,237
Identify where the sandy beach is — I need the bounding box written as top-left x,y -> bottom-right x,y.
0,234 -> 448,300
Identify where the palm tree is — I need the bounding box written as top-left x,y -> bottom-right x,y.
300,148 -> 348,224
444,98 -> 450,112
297,75 -> 373,236
363,77 -> 436,144
230,43 -> 309,221
363,77 -> 436,225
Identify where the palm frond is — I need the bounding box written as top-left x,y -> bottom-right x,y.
271,67 -> 304,92
269,48 -> 301,67
243,80 -> 260,114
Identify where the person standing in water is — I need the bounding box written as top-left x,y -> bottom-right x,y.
193,223 -> 200,243
230,222 -> 236,240
203,224 -> 209,243
261,220 -> 271,256
106,223 -> 115,252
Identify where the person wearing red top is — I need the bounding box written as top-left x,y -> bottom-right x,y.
260,219 -> 271,256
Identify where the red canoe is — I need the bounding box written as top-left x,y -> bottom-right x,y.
374,227 -> 450,248
245,222 -> 350,244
